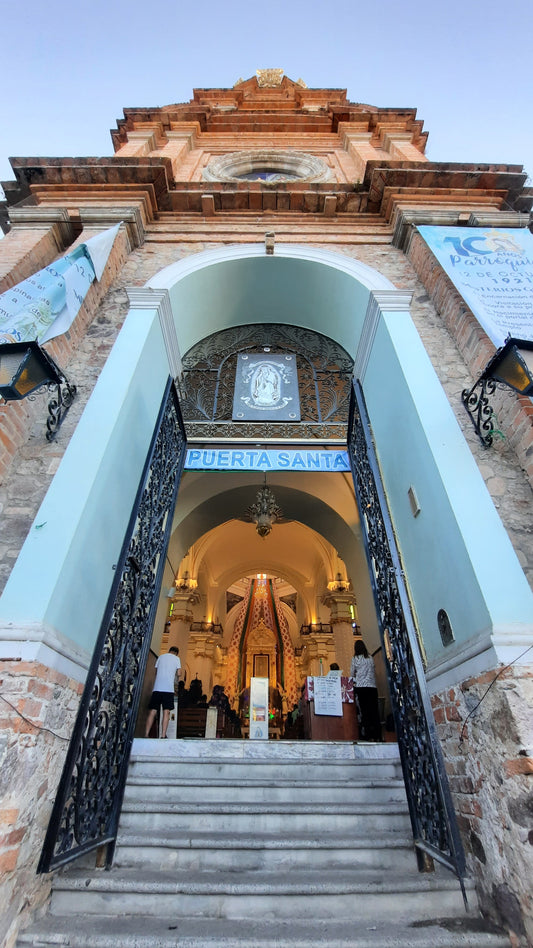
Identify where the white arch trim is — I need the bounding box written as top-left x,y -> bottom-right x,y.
145,243 -> 396,293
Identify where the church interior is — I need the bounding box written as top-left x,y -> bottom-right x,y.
139,464 -> 393,742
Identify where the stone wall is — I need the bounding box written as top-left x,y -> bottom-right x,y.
0,660 -> 83,948
432,663 -> 533,945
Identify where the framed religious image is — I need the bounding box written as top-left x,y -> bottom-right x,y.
253,654 -> 269,679
232,352 -> 301,421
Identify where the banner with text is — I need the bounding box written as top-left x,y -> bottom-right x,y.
185,448 -> 350,472
418,225 -> 533,347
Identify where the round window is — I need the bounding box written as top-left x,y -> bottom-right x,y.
202,150 -> 332,184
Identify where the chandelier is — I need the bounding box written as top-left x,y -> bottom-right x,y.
245,478 -> 283,538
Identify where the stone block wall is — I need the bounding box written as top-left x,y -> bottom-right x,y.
432,664 -> 533,945
0,659 -> 83,948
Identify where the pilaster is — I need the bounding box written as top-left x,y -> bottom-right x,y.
126,286 -> 182,379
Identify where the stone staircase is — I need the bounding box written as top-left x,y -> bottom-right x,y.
18,739 -> 510,947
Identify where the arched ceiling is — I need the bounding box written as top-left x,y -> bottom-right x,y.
166,470 -> 379,636
170,472 -> 360,565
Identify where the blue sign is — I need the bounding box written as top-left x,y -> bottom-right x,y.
185,448 -> 350,472
418,226 -> 533,347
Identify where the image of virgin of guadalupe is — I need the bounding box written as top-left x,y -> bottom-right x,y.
251,362 -> 281,407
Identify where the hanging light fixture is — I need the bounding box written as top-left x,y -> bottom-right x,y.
0,341 -> 76,441
246,476 -> 283,538
462,336 -> 533,447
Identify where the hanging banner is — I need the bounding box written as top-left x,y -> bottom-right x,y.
418,225 -> 533,347
0,223 -> 121,345
249,677 -> 269,740
185,447 -> 350,472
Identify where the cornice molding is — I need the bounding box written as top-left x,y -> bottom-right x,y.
79,206 -> 145,249
8,206 -> 74,249
126,286 -> 182,378
353,290 -> 413,382
392,207 -> 528,252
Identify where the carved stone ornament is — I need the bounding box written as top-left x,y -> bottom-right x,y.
256,68 -> 284,87
202,150 -> 333,184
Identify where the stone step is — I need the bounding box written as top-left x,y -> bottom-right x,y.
114,829 -> 417,872
129,742 -> 403,783
49,867 -> 473,923
19,742 -> 506,948
123,777 -> 407,806
118,800 -> 412,835
17,914 -> 511,948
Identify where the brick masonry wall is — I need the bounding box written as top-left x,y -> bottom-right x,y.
0,227 -> 64,294
432,664 -> 533,945
0,660 -> 83,948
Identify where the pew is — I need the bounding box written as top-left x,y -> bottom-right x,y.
176,707 -> 239,739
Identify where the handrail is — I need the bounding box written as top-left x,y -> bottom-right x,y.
38,379 -> 186,872
348,381 -> 467,903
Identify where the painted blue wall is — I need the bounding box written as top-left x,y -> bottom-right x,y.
0,309 -> 171,652
362,313 -> 533,665
165,255 -> 373,357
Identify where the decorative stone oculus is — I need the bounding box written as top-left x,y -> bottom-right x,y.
202,150 -> 333,184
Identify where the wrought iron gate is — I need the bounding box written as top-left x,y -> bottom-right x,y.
38,378 -> 186,873
348,381 -> 467,898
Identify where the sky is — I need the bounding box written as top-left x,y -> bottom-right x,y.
1,0 -> 532,189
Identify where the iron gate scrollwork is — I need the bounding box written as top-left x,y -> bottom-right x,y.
38,378 -> 186,873
348,381 -> 467,898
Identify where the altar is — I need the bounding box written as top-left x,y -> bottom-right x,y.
303,676 -> 359,741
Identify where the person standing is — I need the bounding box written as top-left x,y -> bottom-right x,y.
350,640 -> 382,741
144,646 -> 181,738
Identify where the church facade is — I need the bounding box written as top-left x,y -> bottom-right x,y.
0,70 -> 532,946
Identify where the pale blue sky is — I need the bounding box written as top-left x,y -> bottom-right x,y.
1,0 -> 532,186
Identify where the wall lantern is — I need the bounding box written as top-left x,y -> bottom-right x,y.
0,341 -> 77,441
461,337 -> 533,447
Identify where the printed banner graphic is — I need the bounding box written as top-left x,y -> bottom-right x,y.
418,226 -> 533,347
0,223 -> 120,346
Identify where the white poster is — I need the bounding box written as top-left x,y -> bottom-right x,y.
418,225 -> 533,347
313,676 -> 342,716
249,676 -> 269,739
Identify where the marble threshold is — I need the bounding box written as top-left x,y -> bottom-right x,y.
132,738 -> 400,760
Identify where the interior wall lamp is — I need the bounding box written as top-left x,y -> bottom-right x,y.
0,341 -> 76,441
461,336 -> 533,447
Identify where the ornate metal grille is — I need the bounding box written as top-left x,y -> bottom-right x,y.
178,324 -> 353,441
347,381 -> 467,897
38,379 -> 186,873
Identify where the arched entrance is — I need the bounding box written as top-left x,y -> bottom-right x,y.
15,243 -> 529,890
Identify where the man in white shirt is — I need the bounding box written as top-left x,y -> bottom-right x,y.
144,647 -> 181,738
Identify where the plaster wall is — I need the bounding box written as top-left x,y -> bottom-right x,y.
363,312 -> 533,669
0,308 -> 171,652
